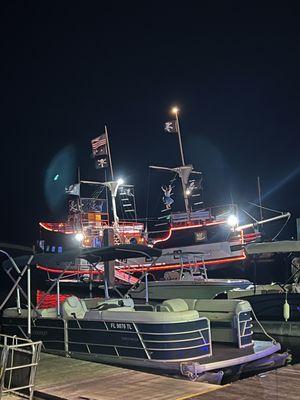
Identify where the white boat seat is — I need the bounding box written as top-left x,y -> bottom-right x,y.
84,297 -> 134,311
2,307 -> 40,318
61,296 -> 87,319
160,299 -> 189,312
83,297 -> 103,309
100,309 -> 200,323
92,298 -> 135,311
39,308 -> 58,318
192,299 -> 252,321
3,307 -> 58,319
108,307 -> 135,312
84,308 -> 201,323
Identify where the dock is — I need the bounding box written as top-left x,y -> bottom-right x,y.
191,363 -> 300,399
33,354 -> 221,400
6,354 -> 299,400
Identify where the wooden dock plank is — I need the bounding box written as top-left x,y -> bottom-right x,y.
34,354 -> 220,400
189,364 -> 300,400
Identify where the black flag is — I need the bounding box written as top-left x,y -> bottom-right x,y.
95,156 -> 109,169
164,120 -> 178,133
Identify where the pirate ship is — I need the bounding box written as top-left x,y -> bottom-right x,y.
38,127 -> 146,285
37,110 -> 290,285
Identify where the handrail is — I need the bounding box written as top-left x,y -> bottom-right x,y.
0,334 -> 42,400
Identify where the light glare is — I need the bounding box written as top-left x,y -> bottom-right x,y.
227,214 -> 238,227
75,232 -> 84,242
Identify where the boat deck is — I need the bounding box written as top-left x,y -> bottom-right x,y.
203,341 -> 277,364
180,341 -> 281,375
34,353 -> 221,400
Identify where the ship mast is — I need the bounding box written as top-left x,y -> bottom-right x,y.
105,125 -> 114,180
83,126 -> 122,228
151,107 -> 202,215
102,125 -> 120,227
172,107 -> 185,167
173,107 -> 190,214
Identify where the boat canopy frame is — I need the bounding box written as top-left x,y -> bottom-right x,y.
0,244 -> 162,337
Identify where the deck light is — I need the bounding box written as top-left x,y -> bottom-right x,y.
117,178 -> 124,185
75,232 -> 84,242
227,214 -> 238,228
172,107 -> 179,114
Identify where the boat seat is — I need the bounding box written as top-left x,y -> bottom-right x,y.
61,296 -> 87,319
92,298 -> 135,311
190,299 -> 253,347
183,299 -> 198,310
108,307 -> 135,312
83,297 -> 103,309
38,307 -> 58,318
159,299 -> 189,312
134,304 -> 155,311
84,308 -> 201,323
100,309 -> 200,323
2,307 -> 40,318
193,299 -> 252,320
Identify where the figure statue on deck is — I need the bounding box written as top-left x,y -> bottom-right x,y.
161,185 -> 174,209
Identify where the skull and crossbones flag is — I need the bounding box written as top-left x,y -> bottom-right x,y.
95,156 -> 109,169
164,120 -> 178,133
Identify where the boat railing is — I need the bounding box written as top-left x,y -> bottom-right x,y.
0,334 -> 42,400
170,203 -> 238,226
236,310 -> 253,348
176,252 -> 209,280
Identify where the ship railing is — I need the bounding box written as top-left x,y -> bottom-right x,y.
81,216 -> 110,227
80,220 -> 144,242
118,221 -> 145,233
171,203 -> 238,226
0,334 -> 42,400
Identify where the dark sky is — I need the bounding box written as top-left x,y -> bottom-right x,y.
1,2 -> 300,245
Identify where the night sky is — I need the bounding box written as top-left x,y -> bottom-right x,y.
1,2 -> 300,246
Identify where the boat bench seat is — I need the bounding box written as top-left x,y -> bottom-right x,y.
83,297 -> 103,308
2,307 -> 40,318
84,307 -> 201,323
82,297 -> 134,310
190,299 -> 252,320
159,298 -> 253,346
38,308 -> 58,318
90,298 -> 135,310
3,307 -> 58,319
107,307 -> 135,312
189,298 -> 253,346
